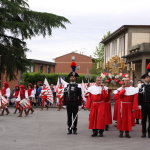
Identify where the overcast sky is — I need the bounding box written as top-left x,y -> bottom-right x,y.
26,0 -> 150,62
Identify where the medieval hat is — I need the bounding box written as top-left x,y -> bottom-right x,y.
141,63 -> 150,79
68,72 -> 79,78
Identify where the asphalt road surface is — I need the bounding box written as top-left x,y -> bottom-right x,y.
0,107 -> 150,150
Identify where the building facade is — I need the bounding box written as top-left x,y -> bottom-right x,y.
101,25 -> 150,84
54,52 -> 93,74
0,59 -> 55,90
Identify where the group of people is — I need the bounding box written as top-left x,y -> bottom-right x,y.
1,66 -> 150,139
63,69 -> 150,139
0,82 -> 36,117
0,81 -> 63,117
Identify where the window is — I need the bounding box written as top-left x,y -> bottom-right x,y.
71,56 -> 75,61
76,65 -> 80,70
112,40 -> 117,56
39,64 -> 43,72
26,66 -> 30,73
47,65 -> 50,73
30,65 -> 34,72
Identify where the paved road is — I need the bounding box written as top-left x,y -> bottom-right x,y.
0,108 -> 150,150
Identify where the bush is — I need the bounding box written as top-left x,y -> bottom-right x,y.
22,72 -> 97,85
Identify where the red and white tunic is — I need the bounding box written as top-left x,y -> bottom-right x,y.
113,87 -> 122,121
25,89 -> 35,105
1,84 -> 10,107
86,85 -> 108,129
114,86 -> 138,131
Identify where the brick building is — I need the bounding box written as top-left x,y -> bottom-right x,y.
0,59 -> 55,90
28,59 -> 55,73
54,52 -> 93,74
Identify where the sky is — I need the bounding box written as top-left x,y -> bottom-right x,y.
26,0 -> 150,62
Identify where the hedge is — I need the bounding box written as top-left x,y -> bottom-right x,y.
22,72 -> 97,85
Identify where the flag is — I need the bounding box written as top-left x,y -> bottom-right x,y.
44,78 -> 53,104
81,80 -> 87,102
60,78 -> 68,87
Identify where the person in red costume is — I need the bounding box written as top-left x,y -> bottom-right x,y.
104,88 -> 112,131
13,85 -> 20,114
86,77 -> 108,137
70,61 -> 77,72
56,83 -> 64,111
1,82 -> 10,115
114,78 -> 138,138
40,84 -> 49,110
17,85 -> 28,117
25,83 -> 34,114
113,88 -> 122,126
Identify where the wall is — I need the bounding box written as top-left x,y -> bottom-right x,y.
131,33 -> 150,46
55,52 -> 93,74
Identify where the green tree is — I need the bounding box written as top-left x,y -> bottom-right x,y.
91,31 -> 111,74
0,0 -> 70,80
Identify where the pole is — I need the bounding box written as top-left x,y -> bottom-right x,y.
69,112 -> 78,130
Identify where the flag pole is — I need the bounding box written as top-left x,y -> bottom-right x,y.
69,112 -> 78,130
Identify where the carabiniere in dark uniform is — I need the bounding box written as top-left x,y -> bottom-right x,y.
139,65 -> 150,138
63,72 -> 82,135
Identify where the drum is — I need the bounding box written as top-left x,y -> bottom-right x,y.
10,98 -> 16,103
1,96 -> 9,106
20,99 -> 31,109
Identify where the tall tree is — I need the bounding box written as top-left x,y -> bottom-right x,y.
90,31 -> 111,74
0,0 -> 70,80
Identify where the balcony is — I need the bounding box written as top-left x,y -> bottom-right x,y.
129,43 -> 150,54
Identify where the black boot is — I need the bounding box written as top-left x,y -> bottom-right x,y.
99,129 -> 104,137
119,131 -> 124,138
5,108 -> 10,115
25,109 -> 29,116
125,131 -> 131,138
73,128 -> 78,135
91,129 -> 98,137
67,128 -> 72,134
141,132 -> 146,138
30,108 -> 34,114
136,119 -> 139,124
0,109 -> 4,116
18,110 -> 23,117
